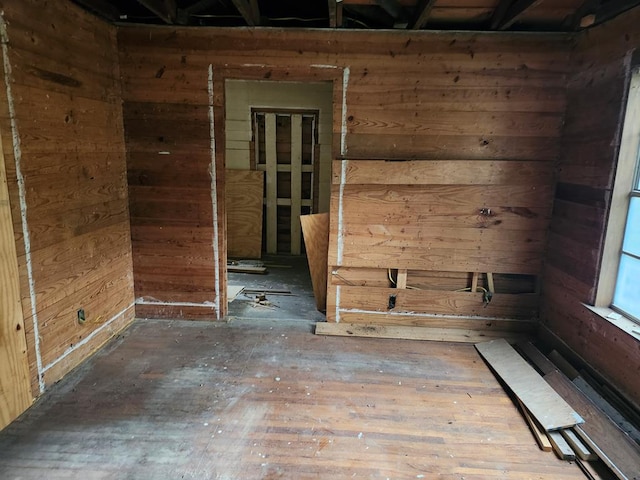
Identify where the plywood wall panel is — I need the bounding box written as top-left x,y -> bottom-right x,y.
0,0 -> 134,396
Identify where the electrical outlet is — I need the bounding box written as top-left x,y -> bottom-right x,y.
77,308 -> 86,324
387,295 -> 396,310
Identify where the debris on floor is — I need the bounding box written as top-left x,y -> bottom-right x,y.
228,259 -> 267,274
476,338 -> 640,480
250,293 -> 278,309
243,288 -> 293,296
227,285 -> 245,302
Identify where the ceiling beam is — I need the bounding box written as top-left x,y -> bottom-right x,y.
73,0 -> 121,21
562,0 -> 599,30
491,0 -> 544,30
230,0 -> 261,26
375,0 -> 409,27
136,0 -> 177,24
409,0 -> 437,29
328,0 -> 345,27
594,0 -> 640,24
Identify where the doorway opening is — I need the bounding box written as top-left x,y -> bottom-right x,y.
223,80 -> 333,322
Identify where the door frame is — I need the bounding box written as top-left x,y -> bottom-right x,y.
212,65 -> 347,317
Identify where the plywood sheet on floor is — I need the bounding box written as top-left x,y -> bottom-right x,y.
0,319 -> 584,479
227,285 -> 245,302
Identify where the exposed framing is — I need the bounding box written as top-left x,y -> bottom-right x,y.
252,109 -> 320,255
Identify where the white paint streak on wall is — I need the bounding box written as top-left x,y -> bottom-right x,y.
341,67 -> 350,157
208,64 -> 221,320
42,303 -> 134,373
335,285 -> 342,323
136,298 -> 217,308
0,13 -> 45,393
336,159 -> 348,265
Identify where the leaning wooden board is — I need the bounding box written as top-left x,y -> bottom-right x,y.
475,339 -> 583,431
545,370 -> 640,480
300,213 -> 329,312
226,169 -> 264,259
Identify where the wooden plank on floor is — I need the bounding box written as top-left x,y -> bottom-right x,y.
315,322 -> 528,343
549,431 -> 576,461
562,428 -> 597,461
290,114 -> 302,255
227,265 -> 267,274
545,370 -> 640,480
300,213 -> 329,312
548,349 -> 580,380
475,339 -> 583,431
517,399 -> 553,452
516,341 -> 558,375
265,113 -> 277,254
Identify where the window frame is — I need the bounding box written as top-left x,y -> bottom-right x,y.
595,68 -> 640,322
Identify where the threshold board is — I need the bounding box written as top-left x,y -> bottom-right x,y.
315,322 -> 528,343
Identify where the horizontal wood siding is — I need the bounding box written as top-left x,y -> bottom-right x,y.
540,8 -> 640,406
124,99 -> 221,318
0,0 -> 134,394
118,26 -> 570,334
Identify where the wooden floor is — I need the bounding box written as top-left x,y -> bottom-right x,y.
0,318 -> 585,479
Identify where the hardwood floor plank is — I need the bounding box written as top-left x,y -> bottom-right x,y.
0,319 -> 584,478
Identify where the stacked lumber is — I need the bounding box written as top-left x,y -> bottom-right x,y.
476,339 -> 640,479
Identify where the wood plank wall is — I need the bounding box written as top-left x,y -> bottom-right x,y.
0,0 -> 134,396
540,8 -> 640,406
118,27 -> 571,333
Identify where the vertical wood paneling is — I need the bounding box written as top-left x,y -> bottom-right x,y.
0,0 -> 134,395
541,7 -> 640,406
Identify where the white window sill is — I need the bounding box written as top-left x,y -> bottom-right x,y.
583,304 -> 640,341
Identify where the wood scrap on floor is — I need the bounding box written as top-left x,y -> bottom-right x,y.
515,341 -> 640,480
250,293 -> 278,309
243,288 -> 293,296
475,339 -> 584,431
228,260 -> 267,274
316,322 -> 528,343
545,371 -> 640,480
227,285 -> 245,302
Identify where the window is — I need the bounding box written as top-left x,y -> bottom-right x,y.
612,159 -> 640,322
596,68 -> 640,325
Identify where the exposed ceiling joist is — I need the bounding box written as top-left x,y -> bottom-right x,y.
328,0 -> 344,28
73,0 -> 121,21
409,0 -> 437,29
72,0 -> 640,33
185,0 -> 220,15
136,0 -> 177,24
230,0 -> 261,26
595,0 -> 640,23
562,0 -> 598,30
374,0 -> 409,27
491,0 -> 544,30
